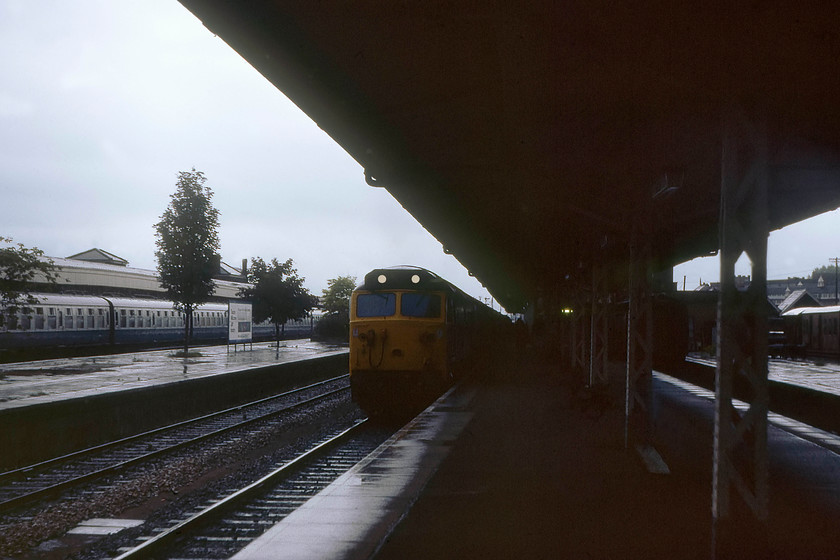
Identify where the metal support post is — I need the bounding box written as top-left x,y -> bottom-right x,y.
625,237 -> 653,449
572,293 -> 589,374
590,264 -> 609,387
713,108 -> 770,530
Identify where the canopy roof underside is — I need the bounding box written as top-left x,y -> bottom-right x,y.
179,1 -> 840,310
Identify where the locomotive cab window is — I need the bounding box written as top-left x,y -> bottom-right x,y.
356,293 -> 396,317
400,293 -> 441,318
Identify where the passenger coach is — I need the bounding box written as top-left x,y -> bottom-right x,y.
782,305 -> 840,359
349,266 -> 507,415
0,293 -> 315,355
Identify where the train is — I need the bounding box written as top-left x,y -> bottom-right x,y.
0,292 -> 316,355
349,266 -> 510,415
781,305 -> 840,359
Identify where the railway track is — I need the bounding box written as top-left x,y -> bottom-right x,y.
112,419 -> 390,559
0,375 -> 350,514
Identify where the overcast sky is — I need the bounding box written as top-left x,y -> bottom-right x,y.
2,2 -> 839,307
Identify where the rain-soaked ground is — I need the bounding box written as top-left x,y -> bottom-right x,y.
0,345 -> 835,409
0,340 -> 347,409
688,354 -> 840,396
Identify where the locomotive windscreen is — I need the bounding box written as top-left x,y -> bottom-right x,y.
400,293 -> 441,318
356,293 -> 396,317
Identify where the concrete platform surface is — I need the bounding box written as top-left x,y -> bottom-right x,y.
690,354 -> 840,396
235,364 -> 840,560
232,387 -> 477,560
0,341 -> 347,411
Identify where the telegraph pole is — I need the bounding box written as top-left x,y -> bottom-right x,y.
831,257 -> 840,305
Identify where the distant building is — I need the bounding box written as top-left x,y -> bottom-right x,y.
776,289 -> 820,313
66,248 -> 129,267
698,274 -> 840,309
33,249 -> 250,301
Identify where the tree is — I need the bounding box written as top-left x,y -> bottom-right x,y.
316,275 -> 356,340
0,237 -> 58,329
154,169 -> 221,354
321,275 -> 356,315
811,265 -> 836,280
241,257 -> 317,345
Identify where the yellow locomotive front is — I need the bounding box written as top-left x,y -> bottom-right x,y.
349,268 -> 451,415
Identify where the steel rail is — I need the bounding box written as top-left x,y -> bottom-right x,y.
112,419 -> 369,560
0,374 -> 348,482
0,376 -> 349,512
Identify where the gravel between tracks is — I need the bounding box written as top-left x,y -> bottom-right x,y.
0,384 -> 363,560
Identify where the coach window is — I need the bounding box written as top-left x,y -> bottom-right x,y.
356,293 -> 396,317
400,293 -> 441,318
47,308 -> 57,330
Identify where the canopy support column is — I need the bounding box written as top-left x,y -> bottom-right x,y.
625,236 -> 653,449
713,107 -> 770,553
589,264 -> 609,388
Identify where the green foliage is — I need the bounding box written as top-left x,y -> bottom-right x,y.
811,264 -> 838,280
241,257 -> 317,339
314,311 -> 350,341
154,169 -> 221,311
314,275 -> 356,342
0,237 -> 58,328
321,275 -> 356,315
154,169 -> 221,351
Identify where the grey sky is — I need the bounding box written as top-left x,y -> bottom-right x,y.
1,1 -> 838,305
675,208 -> 840,289
0,0 -> 502,307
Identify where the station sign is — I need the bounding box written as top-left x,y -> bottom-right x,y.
228,302 -> 253,343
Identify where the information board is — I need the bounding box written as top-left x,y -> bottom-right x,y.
228,302 -> 253,343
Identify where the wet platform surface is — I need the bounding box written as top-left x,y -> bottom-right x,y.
690,354 -> 840,395
235,364 -> 840,560
0,341 -> 347,411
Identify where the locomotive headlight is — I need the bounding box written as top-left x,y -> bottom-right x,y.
378,274 -> 387,284
411,274 -> 421,284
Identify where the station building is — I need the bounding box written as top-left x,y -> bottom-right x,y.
34,248 -> 250,301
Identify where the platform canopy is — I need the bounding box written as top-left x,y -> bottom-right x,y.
178,1 -> 840,311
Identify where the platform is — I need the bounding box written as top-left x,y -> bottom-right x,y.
0,341 -> 349,469
234,363 -> 840,560
0,340 -> 347,412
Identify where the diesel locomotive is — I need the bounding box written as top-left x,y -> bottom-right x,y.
349,266 -> 509,415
